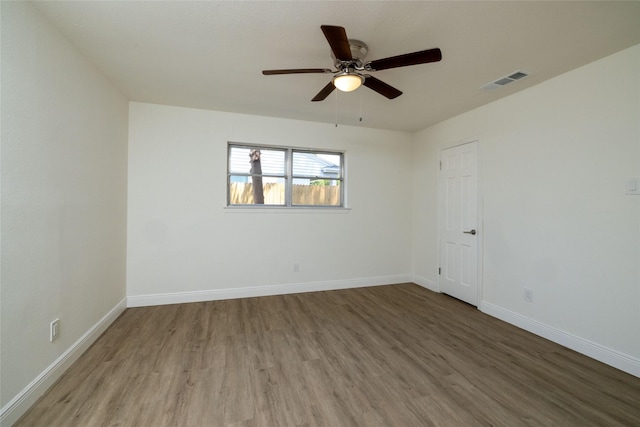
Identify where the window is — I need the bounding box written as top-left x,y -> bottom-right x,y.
227,143 -> 344,207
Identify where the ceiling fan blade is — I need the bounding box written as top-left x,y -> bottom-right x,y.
321,25 -> 352,61
262,68 -> 333,75
363,76 -> 402,99
311,81 -> 336,102
367,48 -> 442,71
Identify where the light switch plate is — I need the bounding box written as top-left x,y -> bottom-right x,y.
626,177 -> 640,195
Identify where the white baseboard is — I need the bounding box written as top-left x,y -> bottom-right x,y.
0,298 -> 127,427
412,274 -> 438,292
127,274 -> 413,307
480,300 -> 640,378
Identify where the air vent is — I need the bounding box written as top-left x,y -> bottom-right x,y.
481,70 -> 530,91
508,71 -> 528,80
494,77 -> 513,86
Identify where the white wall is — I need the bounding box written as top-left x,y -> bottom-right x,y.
127,103 -> 413,304
1,1 -> 129,422
412,45 -> 640,374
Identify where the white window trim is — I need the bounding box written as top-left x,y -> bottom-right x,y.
227,142 -> 346,209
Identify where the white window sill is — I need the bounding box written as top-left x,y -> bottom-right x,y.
223,206 -> 351,214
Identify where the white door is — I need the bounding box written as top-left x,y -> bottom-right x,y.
438,141 -> 479,306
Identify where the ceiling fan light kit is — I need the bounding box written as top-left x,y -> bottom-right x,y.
333,72 -> 364,92
262,25 -> 442,102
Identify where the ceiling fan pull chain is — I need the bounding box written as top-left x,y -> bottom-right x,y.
335,89 -> 339,127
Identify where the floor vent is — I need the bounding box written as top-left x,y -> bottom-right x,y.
481,70 -> 529,91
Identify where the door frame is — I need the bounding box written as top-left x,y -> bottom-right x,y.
436,138 -> 484,307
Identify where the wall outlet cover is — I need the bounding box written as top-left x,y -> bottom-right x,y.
524,288 -> 534,303
50,319 -> 60,342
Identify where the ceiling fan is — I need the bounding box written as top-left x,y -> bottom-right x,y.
262,25 -> 442,102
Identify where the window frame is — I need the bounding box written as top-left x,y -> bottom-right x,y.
227,142 -> 345,208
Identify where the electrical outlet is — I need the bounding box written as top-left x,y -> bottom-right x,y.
293,263 -> 300,273
524,288 -> 534,303
50,319 -> 60,342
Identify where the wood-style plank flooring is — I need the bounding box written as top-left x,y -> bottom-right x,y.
15,284 -> 640,426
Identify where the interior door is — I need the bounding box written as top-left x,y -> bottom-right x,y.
439,141 -> 479,306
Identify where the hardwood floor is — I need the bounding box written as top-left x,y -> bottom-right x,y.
15,284 -> 640,426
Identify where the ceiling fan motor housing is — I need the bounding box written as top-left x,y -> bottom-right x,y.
332,39 -> 369,69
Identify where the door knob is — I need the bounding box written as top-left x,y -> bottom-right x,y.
463,229 -> 477,235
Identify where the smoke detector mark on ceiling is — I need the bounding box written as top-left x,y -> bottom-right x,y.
481,70 -> 530,91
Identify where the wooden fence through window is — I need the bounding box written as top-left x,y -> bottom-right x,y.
229,183 -> 340,206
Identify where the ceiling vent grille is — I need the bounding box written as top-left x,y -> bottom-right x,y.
481,70 -> 529,91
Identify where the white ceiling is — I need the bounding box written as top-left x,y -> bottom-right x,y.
33,1 -> 640,132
